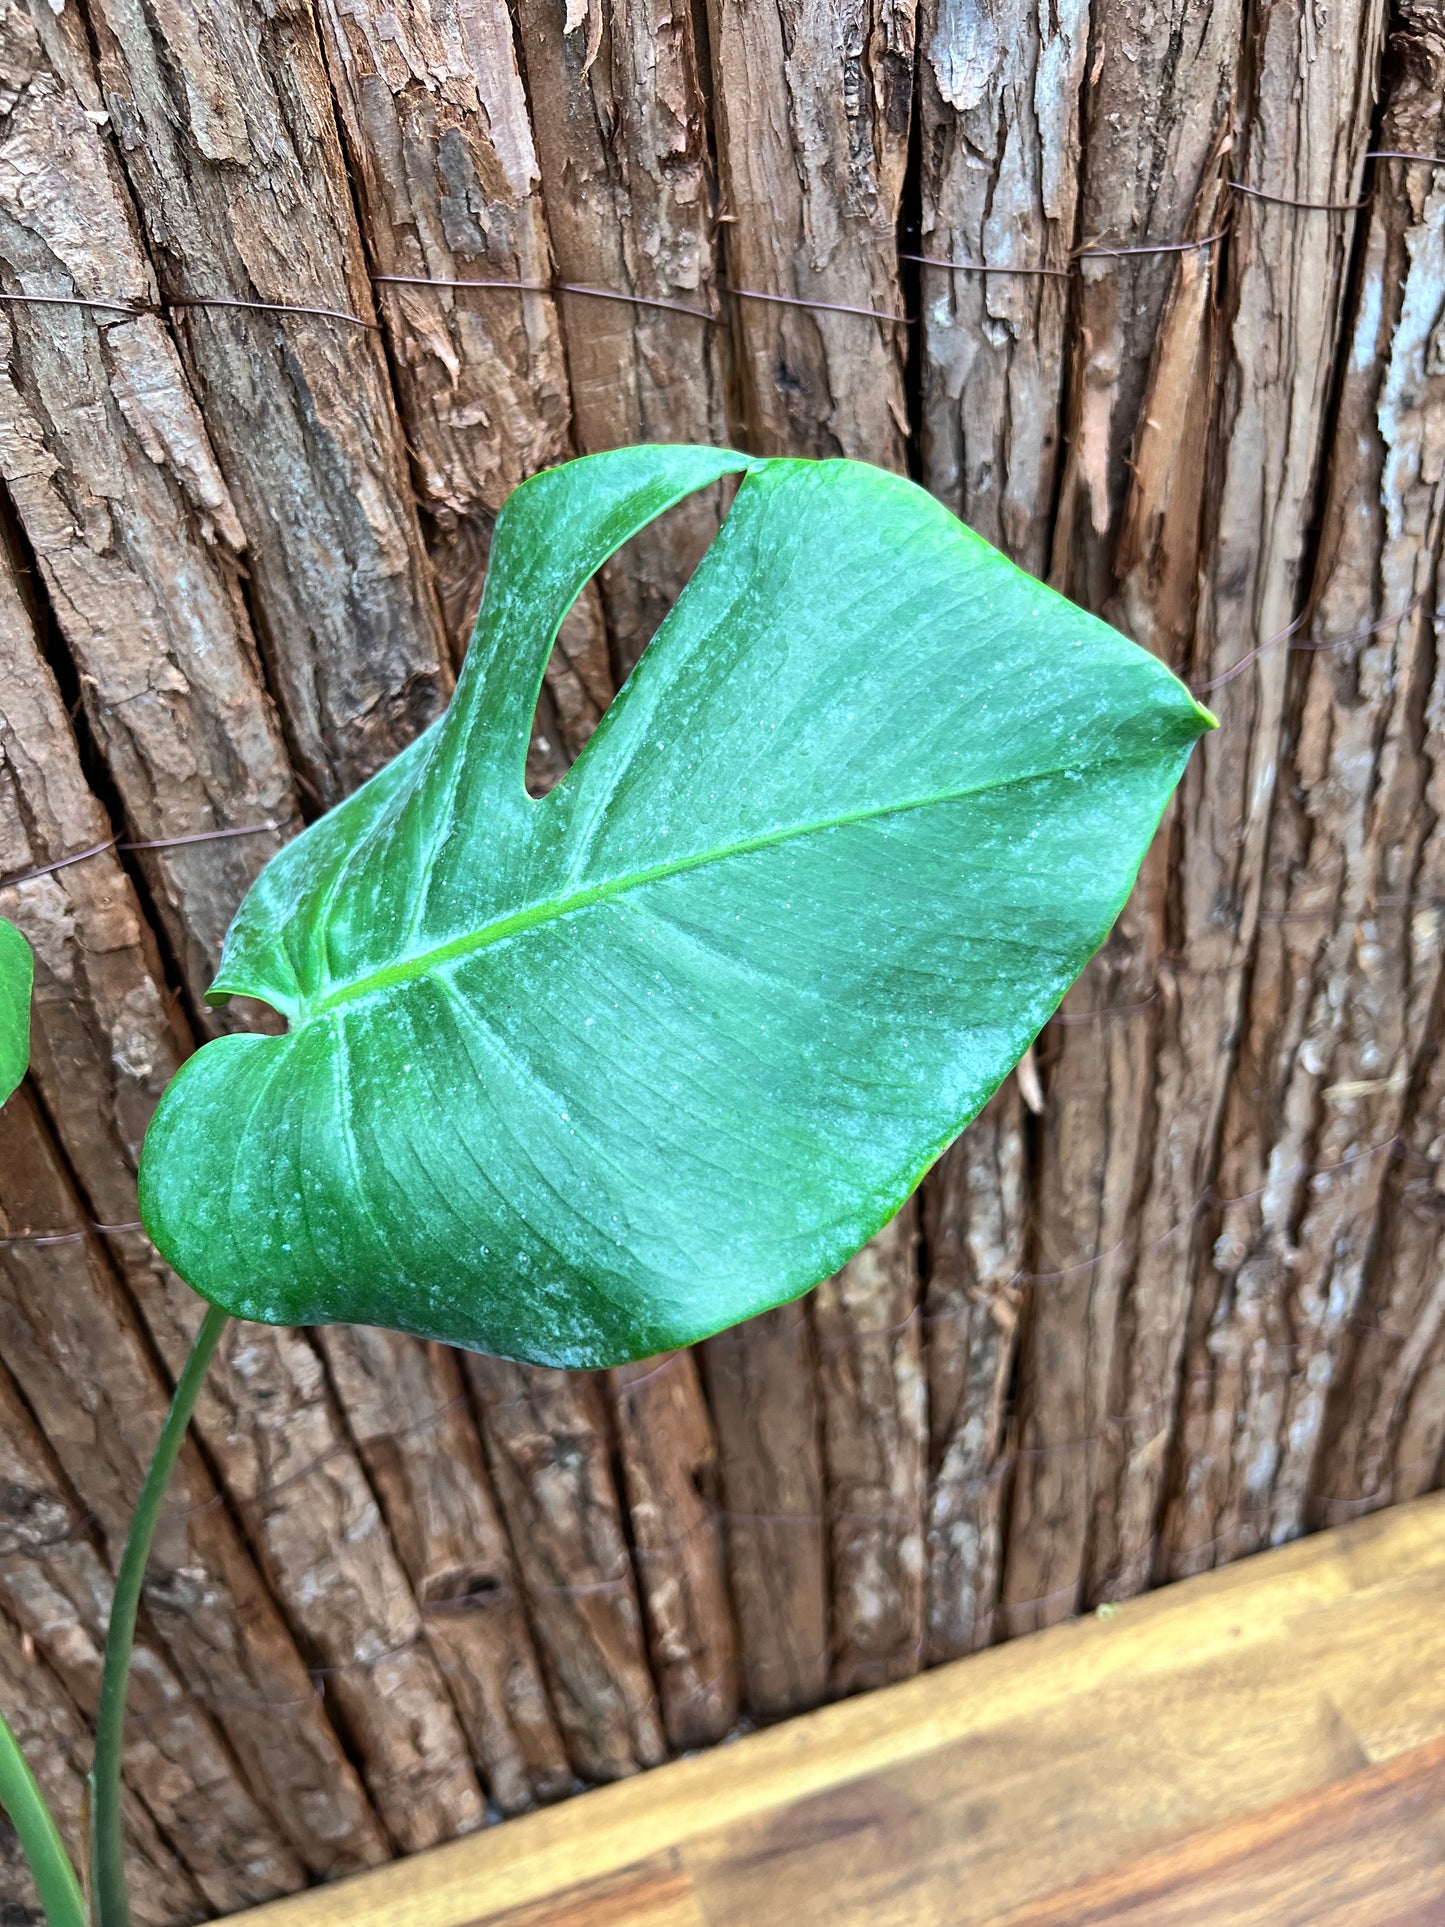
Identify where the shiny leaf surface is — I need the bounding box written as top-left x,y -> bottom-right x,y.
140,448 -> 1213,1365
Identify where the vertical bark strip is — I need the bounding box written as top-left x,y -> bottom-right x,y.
514,0 -> 730,678
706,0 -> 913,465
312,0 -> 572,644
700,1303 -> 828,1718
923,1084 -> 1025,1658
1004,850 -> 1174,1629
1282,5 -> 1445,1533
812,1201 -> 925,1692
0,567 -> 391,1876
1051,1 -> 1244,607
0,555 -> 483,1860
0,1604 -> 203,1927
311,0 -> 612,790
317,1327 -> 573,1814
0,0 -> 299,1007
178,1318 -> 488,1854
1319,947 -> 1445,1519
464,1357 -> 666,1782
0,1365 -> 303,1911
82,0 -> 451,804
1070,170 -> 1231,1605
609,1351 -> 738,1748
1159,0 -> 1392,1581
916,0 -> 1087,576
0,1086 -> 390,1877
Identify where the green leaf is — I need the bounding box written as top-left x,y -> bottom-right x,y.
139,448 -> 1213,1367
0,918 -> 32,1107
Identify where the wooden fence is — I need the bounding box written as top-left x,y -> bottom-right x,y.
0,0 -> 1442,1918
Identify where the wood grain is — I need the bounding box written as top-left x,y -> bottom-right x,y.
228,1491 -> 1445,1927
998,1739 -> 1445,1927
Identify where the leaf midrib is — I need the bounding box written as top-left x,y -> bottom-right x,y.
303,758 -> 1115,1021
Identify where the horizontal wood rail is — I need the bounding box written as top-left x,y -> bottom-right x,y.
232,1491 -> 1445,1927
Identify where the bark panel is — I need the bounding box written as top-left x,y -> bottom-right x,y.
0,1603 -> 203,1927
1157,0 -> 1395,1581
312,0 -> 571,641
700,1302 -> 828,1719
0,1364 -> 302,1911
513,0 -> 730,678
609,1350 -> 738,1748
1050,0 -> 1244,607
0,0 -> 299,1009
0,555 -> 479,1859
464,1356 -> 666,1782
82,0 -> 451,805
1280,8 -> 1445,1534
923,1083 -> 1024,1659
0,1085 -> 390,1877
917,0 -> 1087,577
317,1327 -> 573,1814
813,1202 -> 926,1692
705,0 -> 912,466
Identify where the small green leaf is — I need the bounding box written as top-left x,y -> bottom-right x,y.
0,918 -> 32,1106
139,448 -> 1213,1367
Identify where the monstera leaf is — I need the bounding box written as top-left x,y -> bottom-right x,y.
140,447 -> 1212,1366
0,918 -> 32,1106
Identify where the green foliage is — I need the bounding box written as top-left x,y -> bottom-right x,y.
139,447 -> 1212,1366
0,1708 -> 86,1927
0,917 -> 32,1106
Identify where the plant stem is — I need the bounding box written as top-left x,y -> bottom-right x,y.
0,1707 -> 86,1927
89,1302 -> 229,1927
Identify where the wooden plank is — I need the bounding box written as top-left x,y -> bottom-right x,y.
228,1492 -> 1445,1927
997,1739 -> 1445,1927
477,1853 -> 707,1927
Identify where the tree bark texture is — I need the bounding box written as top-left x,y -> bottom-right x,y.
4,4 -> 1445,1919
0,1603 -> 204,1926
